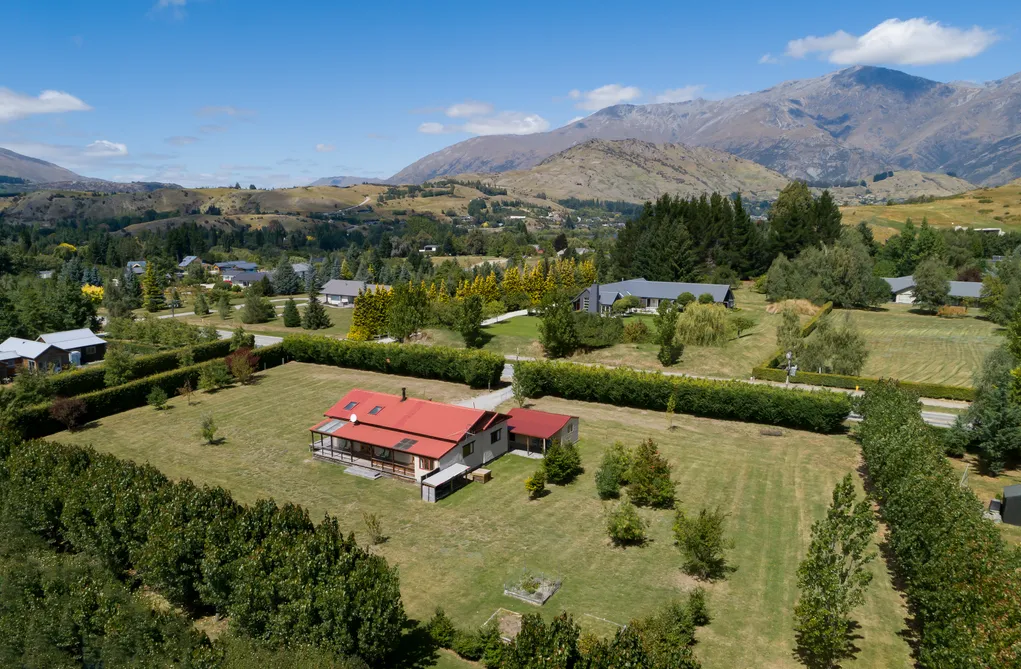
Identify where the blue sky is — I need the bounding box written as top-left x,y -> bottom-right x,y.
1,0 -> 1018,187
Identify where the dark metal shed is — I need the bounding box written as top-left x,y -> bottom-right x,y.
1002,485 -> 1021,526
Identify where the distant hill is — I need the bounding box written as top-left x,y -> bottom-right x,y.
391,65 -> 1021,187
824,170 -> 975,205
842,178 -> 1021,240
0,147 -> 81,183
465,139 -> 790,203
308,175 -> 382,187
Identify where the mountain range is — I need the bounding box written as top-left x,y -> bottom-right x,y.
0,147 -> 81,183
391,66 -> 1021,187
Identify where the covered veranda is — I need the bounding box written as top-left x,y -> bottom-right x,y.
309,418 -> 417,479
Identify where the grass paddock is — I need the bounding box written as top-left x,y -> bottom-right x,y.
55,362 -> 912,669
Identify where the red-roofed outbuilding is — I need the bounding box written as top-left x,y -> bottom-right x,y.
309,388 -> 511,482
506,408 -> 579,454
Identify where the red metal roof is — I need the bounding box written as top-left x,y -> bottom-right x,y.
314,389 -> 509,459
506,408 -> 574,440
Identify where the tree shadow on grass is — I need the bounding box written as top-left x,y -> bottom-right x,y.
793,619 -> 864,668
390,618 -> 441,669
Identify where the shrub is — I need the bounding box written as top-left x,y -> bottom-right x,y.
198,359 -> 233,391
199,414 -> 218,444
673,507 -> 732,580
697,292 -> 714,304
363,512 -> 386,545
595,442 -> 632,499
103,345 -> 134,387
146,386 -> 169,410
226,347 -> 260,385
622,320 -> 651,343
513,359 -> 851,433
730,313 -> 756,337
574,311 -> 623,349
688,587 -> 710,626
542,440 -> 582,484
937,305 -> 967,318
677,292 -> 696,308
425,608 -> 457,648
606,500 -> 647,546
675,303 -> 733,346
627,439 -> 676,509
49,396 -> 87,430
525,467 -> 547,499
230,326 -> 255,351
282,298 -> 301,327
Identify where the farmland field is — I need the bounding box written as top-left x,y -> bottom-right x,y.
55,362 -> 912,669
832,304 -> 1002,386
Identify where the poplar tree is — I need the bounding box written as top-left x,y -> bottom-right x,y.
793,474 -> 876,668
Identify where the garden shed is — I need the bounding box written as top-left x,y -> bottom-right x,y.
506,408 -> 579,454
1002,485 -> 1021,526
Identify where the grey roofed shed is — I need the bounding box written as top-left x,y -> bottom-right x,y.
1002,485 -> 1021,526
882,276 -> 915,293
949,281 -> 983,299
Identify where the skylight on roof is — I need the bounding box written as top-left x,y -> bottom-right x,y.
344,401 -> 358,410
369,406 -> 384,415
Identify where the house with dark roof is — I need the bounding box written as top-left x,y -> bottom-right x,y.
320,279 -> 391,306
506,408 -> 579,454
212,261 -> 258,276
574,279 -> 735,313
38,328 -> 107,364
126,260 -> 147,275
308,389 -> 510,494
225,271 -> 269,288
882,276 -> 983,305
178,255 -> 201,270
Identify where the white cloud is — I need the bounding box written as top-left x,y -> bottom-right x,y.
196,105 -> 255,118
0,88 -> 91,123
786,18 -> 998,66
315,143 -> 335,153
0,139 -> 128,170
758,53 -> 780,65
445,100 -> 494,118
418,122 -> 453,134
84,140 -> 128,157
462,112 -> 549,135
653,85 -> 705,104
568,84 -> 641,111
165,135 -> 198,146
199,124 -> 228,134
152,0 -> 187,19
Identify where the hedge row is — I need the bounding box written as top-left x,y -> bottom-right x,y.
0,437 -> 405,664
514,360 -> 851,433
39,339 -> 233,399
857,383 -> 1021,666
13,343 -> 288,439
281,335 -> 504,389
751,365 -> 976,402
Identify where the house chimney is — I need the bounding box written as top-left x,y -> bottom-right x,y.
401,387 -> 407,402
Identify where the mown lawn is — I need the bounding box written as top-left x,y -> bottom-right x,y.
948,455 -> 1021,545
55,362 -> 911,669
423,287 -> 795,379
834,304 -> 1002,387
174,301 -> 353,339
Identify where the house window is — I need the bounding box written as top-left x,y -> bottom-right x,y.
369,406 -> 384,415
491,429 -> 502,444
344,401 -> 358,410
85,346 -> 96,354
583,296 -> 590,310
462,442 -> 474,458
567,422 -> 574,433
27,360 -> 35,370
418,457 -> 435,470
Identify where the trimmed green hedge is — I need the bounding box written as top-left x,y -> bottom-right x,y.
751,365 -> 975,401
281,335 -> 503,389
514,360 -> 850,433
36,339 -> 233,399
14,343 -> 287,439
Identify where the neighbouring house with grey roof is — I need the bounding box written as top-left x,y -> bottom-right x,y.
38,328 -> 107,365
0,337 -> 71,377
574,279 -> 735,314
226,271 -> 270,288
291,262 -> 312,279
178,255 -> 201,269
320,279 -> 391,306
126,260 -> 147,275
212,261 -> 258,275
882,276 -> 983,305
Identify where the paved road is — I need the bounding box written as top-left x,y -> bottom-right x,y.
454,386 -> 514,411
482,309 -> 528,327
